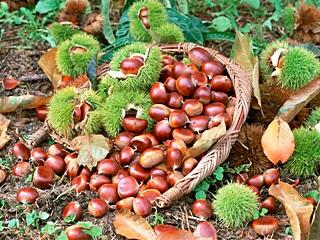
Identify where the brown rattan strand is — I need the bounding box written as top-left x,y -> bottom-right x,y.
154,43 -> 252,208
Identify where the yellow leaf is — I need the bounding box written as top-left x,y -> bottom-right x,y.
0,95 -> 51,113
0,114 -> 10,149
113,209 -> 156,240
269,181 -> 313,240
261,117 -> 295,165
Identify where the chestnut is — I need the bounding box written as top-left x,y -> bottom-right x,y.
193,85 -> 211,104
139,147 -> 164,169
160,64 -> 174,81
248,185 -> 260,196
116,197 -> 134,210
64,152 -> 77,165
233,173 -> 249,184
194,221 -> 217,240
79,166 -> 92,179
112,168 -> 130,186
166,148 -> 183,170
211,91 -> 229,104
98,183 -> 119,203
66,159 -> 80,178
62,201 -> 82,221
133,196 -> 152,217
306,197 -> 317,206
263,168 -> 280,187
16,187 -> 39,204
31,147 -> 48,165
166,139 -> 187,157
191,70 -> 208,87
208,112 -> 230,129
182,158 -> 198,175
122,117 -> 148,134
129,162 -> 150,181
120,57 -> 144,75
176,74 -> 196,97
33,165 -> 55,189
162,55 -> 176,66
119,146 -> 135,165
167,92 -> 183,109
203,102 -> 226,117
201,60 -> 224,79
73,105 -> 82,123
150,82 -> 168,104
166,171 -> 184,186
153,120 -> 173,141
172,62 -> 190,79
143,132 -> 159,146
88,198 -> 109,218
247,174 -> 264,189
12,161 -> 32,177
66,225 -> 91,240
150,167 -> 167,178
130,135 -> 152,153
252,216 -> 279,236
172,128 -> 196,145
182,99 -> 203,117
169,110 -> 189,128
147,176 -> 170,193
12,142 -> 30,161
192,199 -> 212,219
44,155 -> 66,176
260,197 -> 277,213
118,176 -> 139,198
188,47 -> 212,67
35,106 -> 48,121
97,158 -> 119,176
149,104 -> 171,121
89,173 -> 111,191
164,77 -> 177,92
210,75 -> 233,93
48,143 -> 67,158
0,169 -> 6,185
138,189 -> 161,203
114,132 -> 134,149
188,115 -> 209,133
71,175 -> 89,193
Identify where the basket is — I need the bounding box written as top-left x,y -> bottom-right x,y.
27,42 -> 252,208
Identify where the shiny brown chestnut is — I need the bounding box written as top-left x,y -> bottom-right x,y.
129,162 -> 150,181
166,148 -> 183,170
153,120 -> 173,141
116,197 -> 135,210
150,167 -> 167,178
89,173 -> 111,191
162,55 -> 176,66
169,110 -> 189,128
193,85 -> 211,104
118,176 -> 139,198
44,155 -> 66,176
166,139 -> 187,157
191,70 -> 208,87
182,158 -> 198,175
166,171 -> 184,186
260,196 -> 277,213
114,132 -> 134,149
120,57 -> 144,75
201,60 -> 224,79
73,105 -> 82,123
66,225 -> 91,240
172,128 -> 196,145
188,115 -> 209,133
182,99 -> 203,117
98,183 -> 119,203
35,106 -> 48,121
192,199 -> 213,219
133,196 -> 152,217
122,116 -> 148,134
143,132 -> 159,146
119,146 -> 135,165
112,168 -> 130,186
79,166 -> 92,179
16,187 -> 39,204
139,147 -> 164,169
194,221 -> 217,240
211,91 -> 229,104
130,135 -> 152,153
12,161 -> 32,177
263,168 -> 280,187
33,165 -> 55,189
12,142 -> 30,161
172,62 -> 190,79
48,143 -> 67,158
211,75 -> 233,93
0,169 -> 5,185
97,158 -> 119,176
88,198 -> 109,218
164,77 -> 177,92
252,216 -> 279,236
176,74 -> 196,97
208,112 -> 230,129
31,147 -> 48,165
150,82 -> 168,104
167,92 -> 183,109
247,174 -> 264,189
148,104 -> 171,121
160,64 -> 174,81
138,189 -> 161,203
188,47 -> 212,67
66,159 -> 79,178
203,102 -> 226,117
146,176 -> 170,193
71,175 -> 89,193
62,201 -> 82,221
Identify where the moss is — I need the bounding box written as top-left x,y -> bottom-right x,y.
280,47 -> 320,89
48,23 -> 81,45
282,6 -> 295,35
56,33 -> 100,77
285,128 -> 320,177
128,0 -> 168,42
213,183 -> 258,228
47,87 -> 77,138
153,23 -> 184,43
305,107 -> 320,128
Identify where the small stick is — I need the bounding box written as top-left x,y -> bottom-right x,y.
19,74 -> 48,82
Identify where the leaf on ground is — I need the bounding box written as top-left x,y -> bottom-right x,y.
277,77 -> 320,123
0,95 -> 51,113
38,48 -> 62,89
269,181 -> 313,240
0,114 -> 10,150
2,77 -> 20,90
113,209 -> 156,240
71,134 -> 113,170
185,121 -> 226,159
310,177 -> 320,239
231,31 -> 262,110
156,229 -> 195,240
101,0 -> 116,44
261,117 -> 295,165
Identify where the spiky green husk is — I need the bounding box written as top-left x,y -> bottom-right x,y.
305,107 -> 320,128
128,0 -> 168,42
213,183 -> 258,228
99,43 -> 162,95
280,47 -> 320,89
49,23 -> 81,45
56,33 -> 100,77
48,87 -> 76,138
153,23 -> 184,43
282,6 -> 295,35
260,41 -> 289,79
84,109 -> 104,134
285,128 -> 320,177
101,90 -> 154,137
81,89 -> 102,109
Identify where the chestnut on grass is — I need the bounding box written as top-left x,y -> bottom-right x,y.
201,60 -> 224,79
31,147 -> 47,164
0,169 -> 6,185
118,176 -> 139,198
79,166 -> 92,179
147,176 -> 170,193
71,175 -> 89,193
150,82 -> 168,104
247,174 -> 264,189
66,159 -> 80,178
133,196 -> 152,217
122,116 -> 148,134
12,161 -> 32,177
172,128 -> 196,145
45,155 -> 66,175
252,216 -> 279,236
98,183 -> 119,204
263,168 -> 280,187
62,201 -> 82,221
12,142 -> 30,161
188,47 -> 212,67
66,225 -> 91,240
88,198 -> 109,218
89,173 -> 111,191
48,143 -> 67,158
16,187 -> 39,204
33,165 -> 55,189
210,75 -> 233,93
192,199 -> 212,219
114,132 -> 134,149
97,158 -> 119,176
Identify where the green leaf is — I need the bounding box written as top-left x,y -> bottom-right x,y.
260,208 -> 268,216
210,16 -> 232,32
195,190 -> 207,200
101,0 -> 116,44
305,190 -> 320,203
176,0 -> 188,14
203,31 -> 235,42
241,0 -> 260,9
39,211 -> 50,220
253,210 -> 260,220
26,211 -> 38,227
8,219 -> 19,228
64,213 -> 76,223
35,0 -> 60,14
213,166 -> 224,181
41,222 -> 60,235
83,226 -> 103,237
194,180 -> 210,191
0,221 -> 4,232
77,221 -> 93,229
57,231 -> 68,240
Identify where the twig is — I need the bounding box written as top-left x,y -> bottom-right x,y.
19,74 -> 48,82
53,186 -> 75,202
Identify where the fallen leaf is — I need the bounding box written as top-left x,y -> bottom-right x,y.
113,209 -> 156,240
2,77 -> 20,90
309,177 -> 320,239
277,77 -> 320,123
269,181 -> 313,240
185,121 -> 226,159
38,48 -> 63,89
0,95 -> 51,113
231,31 -> 262,110
0,114 -> 10,149
71,134 -> 113,170
261,117 -> 295,165
156,229 -> 195,240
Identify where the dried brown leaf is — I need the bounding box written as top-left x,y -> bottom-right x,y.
185,121 -> 226,159
261,118 -> 295,165
113,209 -> 156,240
0,95 -> 51,113
156,229 -> 195,240
310,177 -> 320,239
2,77 -> 20,90
269,181 -> 313,240
71,134 -> 113,170
0,114 -> 10,149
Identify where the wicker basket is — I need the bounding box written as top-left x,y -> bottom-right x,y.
27,42 -> 251,208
